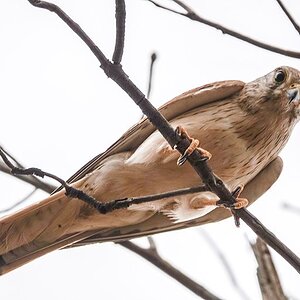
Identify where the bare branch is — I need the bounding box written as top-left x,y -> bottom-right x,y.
119,240 -> 223,300
148,0 -> 300,59
200,230 -> 250,300
0,146 -> 209,212
0,160 -> 56,193
112,0 -> 126,64
147,52 -> 157,99
0,147 -> 104,210
275,0 -> 300,35
0,146 -> 25,169
0,144 -> 223,298
251,238 -> 287,300
26,0 -> 300,274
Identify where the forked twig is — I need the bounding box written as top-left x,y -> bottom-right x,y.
148,0 -> 300,59
0,147 -> 208,213
0,146 -> 56,193
23,0 -> 300,273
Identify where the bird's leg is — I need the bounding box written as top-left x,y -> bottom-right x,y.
217,185 -> 248,209
175,125 -> 212,166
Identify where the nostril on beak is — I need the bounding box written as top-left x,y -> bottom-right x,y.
287,88 -> 299,103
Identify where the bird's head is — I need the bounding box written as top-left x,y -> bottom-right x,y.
240,66 -> 300,122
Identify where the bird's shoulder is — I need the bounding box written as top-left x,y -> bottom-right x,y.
59,80 -> 245,187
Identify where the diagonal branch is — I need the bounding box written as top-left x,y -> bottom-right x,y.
148,0 -> 300,59
0,146 -> 208,212
26,0 -> 300,273
200,230 -> 250,300
251,238 -> 287,300
0,160 -> 56,194
275,0 -> 300,35
0,146 -> 220,298
0,146 -> 56,193
112,0 -> 126,64
119,239 -> 223,300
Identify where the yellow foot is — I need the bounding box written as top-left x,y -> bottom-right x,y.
175,125 -> 212,166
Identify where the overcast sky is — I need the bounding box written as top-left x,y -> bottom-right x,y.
1,1 -> 300,299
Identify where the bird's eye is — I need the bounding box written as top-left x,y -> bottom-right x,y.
274,69 -> 286,84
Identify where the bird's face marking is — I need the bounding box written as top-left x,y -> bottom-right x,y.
241,66 -> 300,121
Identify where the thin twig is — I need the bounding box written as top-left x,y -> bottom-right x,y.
0,161 -> 56,193
148,0 -> 300,59
0,145 -> 56,193
275,0 -> 300,35
26,0 -> 300,273
112,0 -> 126,64
200,230 -> 250,300
0,147 -> 103,210
0,146 -> 223,298
0,146 -> 24,169
238,208 -> 300,273
147,52 -> 157,99
0,146 -> 208,212
119,240 -> 223,300
251,238 -> 287,300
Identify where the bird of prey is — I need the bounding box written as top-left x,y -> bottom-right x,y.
1,66 -> 299,275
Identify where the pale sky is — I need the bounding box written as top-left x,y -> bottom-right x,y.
1,1 -> 300,299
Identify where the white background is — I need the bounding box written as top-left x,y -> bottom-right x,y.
0,0 -> 300,299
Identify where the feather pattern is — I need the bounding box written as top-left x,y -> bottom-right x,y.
2,66 -> 300,275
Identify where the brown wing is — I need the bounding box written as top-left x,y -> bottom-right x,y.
57,80 -> 244,189
67,157 -> 283,248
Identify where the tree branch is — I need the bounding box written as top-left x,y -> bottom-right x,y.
200,230 -> 250,300
0,160 -> 56,194
275,0 -> 300,35
0,146 -> 210,212
251,238 -> 287,300
0,144 -> 225,297
0,146 -> 56,193
112,0 -> 126,64
119,239 -> 223,300
24,0 -> 300,273
148,0 -> 300,59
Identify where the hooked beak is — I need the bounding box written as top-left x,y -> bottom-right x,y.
287,87 -> 300,103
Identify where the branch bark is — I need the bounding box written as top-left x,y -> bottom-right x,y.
148,0 -> 300,59
25,0 -> 300,274
275,0 -> 300,35
251,238 -> 287,300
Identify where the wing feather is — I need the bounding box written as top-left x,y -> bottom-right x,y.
57,80 -> 244,189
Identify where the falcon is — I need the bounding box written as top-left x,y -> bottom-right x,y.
1,66 -> 298,275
